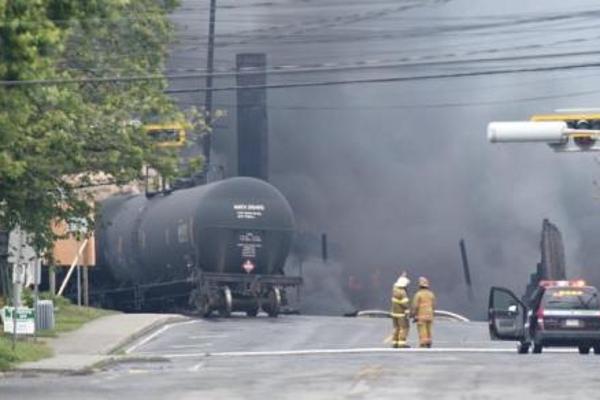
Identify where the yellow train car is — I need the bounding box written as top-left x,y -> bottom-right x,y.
144,123 -> 186,148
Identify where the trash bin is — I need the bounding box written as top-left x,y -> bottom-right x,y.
35,300 -> 55,331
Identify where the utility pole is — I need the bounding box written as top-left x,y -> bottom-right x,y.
0,228 -> 9,300
12,230 -> 24,350
203,0 -> 217,175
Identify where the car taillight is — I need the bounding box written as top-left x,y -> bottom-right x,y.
536,308 -> 544,330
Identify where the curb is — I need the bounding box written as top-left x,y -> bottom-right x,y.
4,365 -> 101,377
9,355 -> 172,377
12,314 -> 190,375
88,354 -> 171,373
108,315 -> 190,355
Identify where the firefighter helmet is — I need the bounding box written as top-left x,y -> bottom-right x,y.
394,275 -> 410,288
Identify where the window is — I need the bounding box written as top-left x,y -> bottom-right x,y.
542,288 -> 600,310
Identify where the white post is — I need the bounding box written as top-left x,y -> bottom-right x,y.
12,230 -> 24,349
34,258 -> 40,339
57,239 -> 88,297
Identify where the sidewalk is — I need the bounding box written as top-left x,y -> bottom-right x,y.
16,313 -> 188,374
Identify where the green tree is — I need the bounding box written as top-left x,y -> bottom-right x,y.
0,0 -> 188,251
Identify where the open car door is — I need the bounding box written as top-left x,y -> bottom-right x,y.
488,287 -> 526,341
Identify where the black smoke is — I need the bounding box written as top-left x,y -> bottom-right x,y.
169,0 -> 600,319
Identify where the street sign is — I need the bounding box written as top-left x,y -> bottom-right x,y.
12,264 -> 26,285
2,307 -> 35,335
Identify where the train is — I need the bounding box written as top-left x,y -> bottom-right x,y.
91,177 -> 302,317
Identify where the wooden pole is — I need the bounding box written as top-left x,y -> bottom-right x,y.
203,0 -> 217,174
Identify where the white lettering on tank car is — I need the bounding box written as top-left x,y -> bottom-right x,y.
239,232 -> 263,243
237,232 -> 263,258
178,222 -> 189,243
233,204 -> 266,219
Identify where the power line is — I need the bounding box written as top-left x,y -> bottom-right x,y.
163,62 -> 600,94
0,0 -> 421,26
170,22 -> 600,42
169,6 -> 600,49
176,86 -> 600,111
3,49 -> 600,87
60,44 -> 600,74
182,48 -> 600,75
78,30 -> 599,68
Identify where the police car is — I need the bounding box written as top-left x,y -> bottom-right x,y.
488,280 -> 600,354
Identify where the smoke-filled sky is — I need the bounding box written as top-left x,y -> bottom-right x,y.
168,0 -> 600,318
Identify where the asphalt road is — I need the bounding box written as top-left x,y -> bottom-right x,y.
5,0 -> 600,397
3,315 -> 600,399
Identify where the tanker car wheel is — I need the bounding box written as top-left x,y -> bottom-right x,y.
265,287 -> 282,318
219,286 -> 233,318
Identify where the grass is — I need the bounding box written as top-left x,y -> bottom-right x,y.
0,294 -> 117,370
53,302 -> 115,334
0,336 -> 53,371
35,294 -> 116,336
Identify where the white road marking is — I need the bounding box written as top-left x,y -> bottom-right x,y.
188,335 -> 225,340
136,346 -> 584,359
127,368 -> 150,375
205,348 -> 519,357
188,362 -> 206,372
348,380 -> 371,396
170,343 -> 214,349
125,320 -> 200,354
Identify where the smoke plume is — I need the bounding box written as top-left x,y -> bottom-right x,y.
170,0 -> 600,319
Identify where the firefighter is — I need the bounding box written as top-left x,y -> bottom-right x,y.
390,273 -> 411,348
411,276 -> 436,348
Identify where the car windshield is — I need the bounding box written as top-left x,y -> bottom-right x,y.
542,287 -> 600,310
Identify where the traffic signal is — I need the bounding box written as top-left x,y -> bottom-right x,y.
487,112 -> 600,152
487,121 -> 566,143
572,133 -> 596,148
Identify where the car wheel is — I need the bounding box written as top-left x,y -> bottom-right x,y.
517,342 -> 530,354
532,343 -> 543,354
579,345 -> 591,355
593,345 -> 600,355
